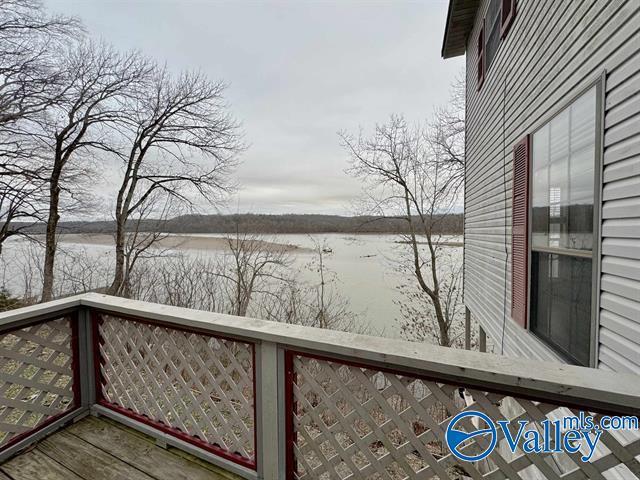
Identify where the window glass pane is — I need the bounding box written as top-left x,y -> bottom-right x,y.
569,147 -> 594,250
484,0 -> 501,72
548,108 -> 570,249
485,21 -> 500,71
568,87 -> 596,250
532,126 -> 549,248
530,252 -> 592,366
486,0 -> 501,23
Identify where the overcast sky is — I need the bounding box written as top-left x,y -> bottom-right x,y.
43,0 -> 464,216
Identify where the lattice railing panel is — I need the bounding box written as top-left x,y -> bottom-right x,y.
288,353 -> 640,480
96,314 -> 256,467
0,317 -> 77,449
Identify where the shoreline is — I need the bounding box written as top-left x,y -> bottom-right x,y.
56,233 -> 311,253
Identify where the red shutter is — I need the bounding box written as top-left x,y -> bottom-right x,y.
501,0 -> 516,38
477,26 -> 484,90
511,135 -> 530,328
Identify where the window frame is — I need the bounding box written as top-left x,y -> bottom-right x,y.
477,0 -> 516,90
484,0 -> 502,75
526,73 -> 605,367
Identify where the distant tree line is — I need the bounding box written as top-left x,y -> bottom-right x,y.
13,213 -> 463,235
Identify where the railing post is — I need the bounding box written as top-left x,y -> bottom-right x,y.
465,307 -> 471,350
255,341 -> 285,479
479,325 -> 487,353
76,307 -> 96,408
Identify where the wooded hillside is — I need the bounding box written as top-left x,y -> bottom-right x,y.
15,213 -> 463,235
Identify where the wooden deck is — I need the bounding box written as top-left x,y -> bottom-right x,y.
0,416 -> 241,480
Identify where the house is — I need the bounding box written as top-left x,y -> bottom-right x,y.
442,0 -> 640,372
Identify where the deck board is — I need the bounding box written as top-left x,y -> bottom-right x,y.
37,429 -> 156,480
0,416 -> 239,480
1,448 -> 84,480
67,416 -> 228,480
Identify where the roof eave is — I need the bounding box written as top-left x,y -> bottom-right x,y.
441,0 -> 481,59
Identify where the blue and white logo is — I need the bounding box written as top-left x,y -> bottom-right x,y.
445,410 -> 637,463
445,411 -> 497,462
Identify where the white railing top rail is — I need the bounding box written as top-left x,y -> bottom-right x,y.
1,292 -> 639,416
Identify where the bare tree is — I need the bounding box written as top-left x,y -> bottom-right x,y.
341,114 -> 462,347
107,66 -> 241,296
396,249 -> 468,347
213,232 -> 292,317
0,0 -> 78,255
258,237 -> 367,333
426,76 -> 465,198
110,191 -> 176,298
0,159 -> 46,254
35,42 -> 150,301
128,254 -> 225,312
0,0 -> 80,124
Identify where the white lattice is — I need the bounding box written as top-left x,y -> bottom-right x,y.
0,318 -> 76,449
290,354 -> 640,480
97,315 -> 255,463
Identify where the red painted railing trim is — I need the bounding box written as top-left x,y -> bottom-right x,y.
284,350 -> 296,480
98,400 -> 256,469
0,408 -> 82,452
0,315 -> 80,453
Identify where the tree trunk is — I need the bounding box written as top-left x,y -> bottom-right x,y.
108,212 -> 126,295
433,297 -> 450,347
41,170 -> 61,302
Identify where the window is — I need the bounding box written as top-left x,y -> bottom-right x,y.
477,0 -> 516,90
529,86 -> 598,366
485,0 -> 501,73
501,0 -> 516,37
477,27 -> 484,88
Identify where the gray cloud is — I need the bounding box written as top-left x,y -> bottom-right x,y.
44,0 -> 464,216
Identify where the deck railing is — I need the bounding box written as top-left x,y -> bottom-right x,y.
0,293 -> 638,480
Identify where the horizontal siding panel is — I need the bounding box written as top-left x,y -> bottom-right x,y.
600,291 -> 640,320
601,310 -> 640,345
603,135 -> 640,165
604,92 -> 640,128
601,174 -> 640,200
602,155 -> 640,182
601,256 -> 640,281
598,345 -> 640,375
601,238 -> 640,259
599,328 -> 640,371
604,114 -> 640,147
606,50 -> 640,89
602,218 -> 640,238
602,197 -> 640,219
601,274 -> 640,302
605,70 -> 640,110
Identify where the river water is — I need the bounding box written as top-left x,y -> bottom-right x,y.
1,233 -> 462,339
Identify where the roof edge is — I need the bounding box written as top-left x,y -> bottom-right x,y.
441,0 -> 481,59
